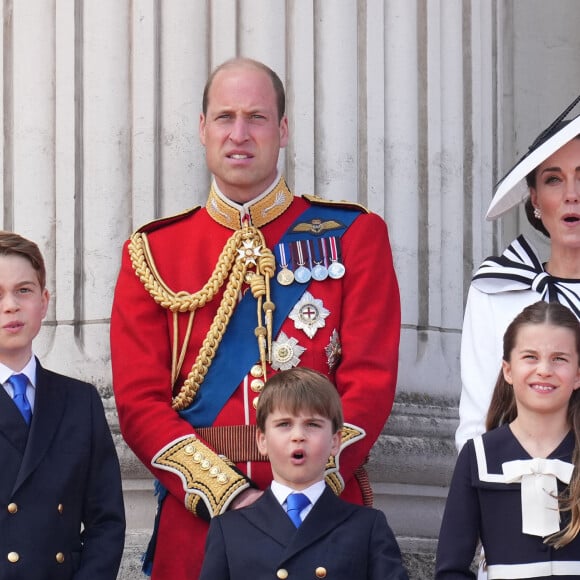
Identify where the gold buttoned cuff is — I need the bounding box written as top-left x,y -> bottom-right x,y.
152,435 -> 250,518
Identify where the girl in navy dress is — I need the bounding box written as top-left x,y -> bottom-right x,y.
437,301 -> 580,579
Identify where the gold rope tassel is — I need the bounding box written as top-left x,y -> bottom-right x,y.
246,236 -> 275,375
258,252 -> 276,364
129,225 -> 275,411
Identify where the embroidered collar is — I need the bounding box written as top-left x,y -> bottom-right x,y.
472,235 -> 580,319
206,176 -> 294,230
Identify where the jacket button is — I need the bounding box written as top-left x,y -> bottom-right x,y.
250,378 -> 264,392
7,503 -> 18,514
56,552 -> 65,564
276,569 -> 288,579
57,503 -> 64,514
250,364 -> 263,378
315,567 -> 327,578
7,552 -> 19,563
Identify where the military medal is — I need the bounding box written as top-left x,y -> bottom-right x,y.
328,261 -> 345,279
311,263 -> 328,281
310,239 -> 328,281
325,329 -> 342,373
276,243 -> 294,286
278,268 -> 294,286
326,237 -> 346,279
237,238 -> 262,266
289,291 -> 330,339
293,240 -> 312,284
294,265 -> 311,284
271,331 -> 306,371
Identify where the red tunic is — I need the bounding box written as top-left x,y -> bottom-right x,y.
110,183 -> 400,579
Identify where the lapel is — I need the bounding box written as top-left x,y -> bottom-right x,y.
280,486 -> 356,561
243,486 -> 357,563
242,488 -> 298,546
12,361 -> 68,492
0,383 -> 29,452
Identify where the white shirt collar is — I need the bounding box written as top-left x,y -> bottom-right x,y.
270,479 -> 326,508
0,355 -> 37,387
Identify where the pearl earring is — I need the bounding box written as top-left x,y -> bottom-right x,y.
533,207 -> 541,219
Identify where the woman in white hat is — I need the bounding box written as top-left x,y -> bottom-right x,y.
456,96 -> 580,452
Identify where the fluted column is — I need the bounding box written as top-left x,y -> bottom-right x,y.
3,2 -> 580,577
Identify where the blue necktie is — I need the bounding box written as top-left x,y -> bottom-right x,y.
9,374 -> 32,425
286,493 -> 310,527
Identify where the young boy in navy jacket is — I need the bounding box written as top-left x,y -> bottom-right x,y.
200,367 -> 408,580
0,231 -> 125,579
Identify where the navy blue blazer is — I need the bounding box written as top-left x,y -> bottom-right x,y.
200,485 -> 408,580
0,361 -> 125,579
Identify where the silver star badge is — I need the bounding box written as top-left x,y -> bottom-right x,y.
289,291 -> 330,339
271,332 -> 306,371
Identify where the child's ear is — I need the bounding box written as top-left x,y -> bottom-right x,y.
573,368 -> 580,391
41,288 -> 50,318
330,430 -> 341,456
502,360 -> 512,385
256,428 -> 268,456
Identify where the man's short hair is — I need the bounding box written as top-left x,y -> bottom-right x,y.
257,367 -> 343,433
202,57 -> 286,122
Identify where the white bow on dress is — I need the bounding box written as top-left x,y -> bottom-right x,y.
502,457 -> 574,537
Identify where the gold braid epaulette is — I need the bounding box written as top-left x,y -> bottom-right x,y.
324,422 -> 366,495
302,194 -> 370,214
128,227 -> 275,411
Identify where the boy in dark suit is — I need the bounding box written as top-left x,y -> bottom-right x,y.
0,231 -> 125,579
200,367 -> 408,580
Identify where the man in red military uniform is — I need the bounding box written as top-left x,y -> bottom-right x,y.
110,58 -> 401,579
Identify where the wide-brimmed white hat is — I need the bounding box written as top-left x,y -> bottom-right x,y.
486,96 -> 580,220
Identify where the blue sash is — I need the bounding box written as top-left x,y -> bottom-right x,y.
178,203 -> 362,427
143,203 -> 363,575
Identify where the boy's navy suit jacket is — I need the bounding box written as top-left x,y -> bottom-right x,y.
200,485 -> 409,580
0,360 -> 125,579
